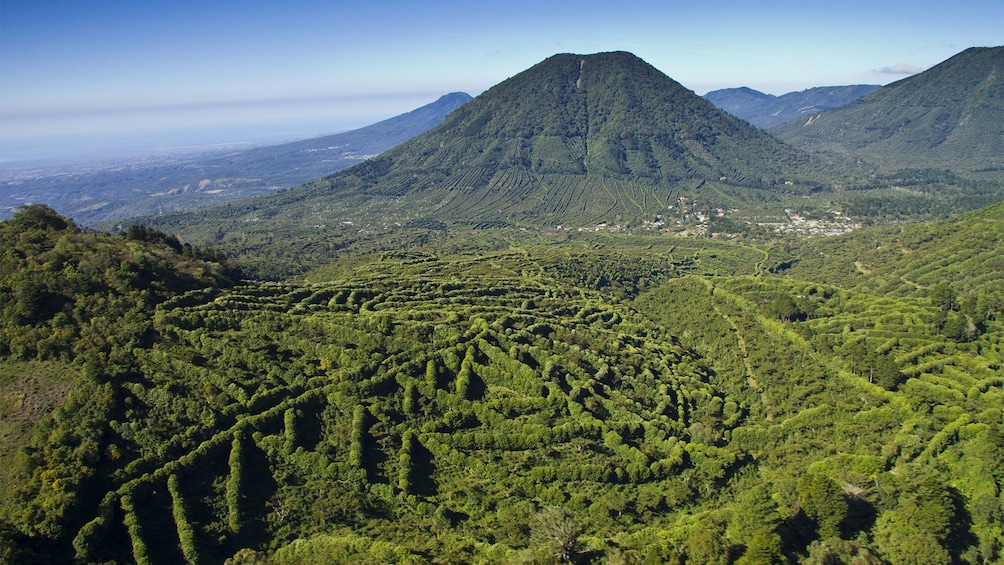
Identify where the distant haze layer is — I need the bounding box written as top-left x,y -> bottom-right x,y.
0,92 -> 447,163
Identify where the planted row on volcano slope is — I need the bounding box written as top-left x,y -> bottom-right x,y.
14,263 -> 741,563
635,274 -> 1004,563
773,201 -> 1004,347
131,51 -> 873,278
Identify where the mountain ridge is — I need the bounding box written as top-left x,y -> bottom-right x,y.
140,51 -> 826,275
705,84 -> 881,128
134,49 -> 1004,278
772,46 -> 1004,172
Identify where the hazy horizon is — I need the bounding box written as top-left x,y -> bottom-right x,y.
2,0 -> 1002,164
0,92 -> 450,164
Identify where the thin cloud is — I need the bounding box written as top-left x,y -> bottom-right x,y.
878,63 -> 924,75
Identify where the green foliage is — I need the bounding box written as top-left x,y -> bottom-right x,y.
269,530 -> 421,564
530,507 -> 584,563
735,529 -> 784,565
7,204 -> 71,231
727,483 -> 781,544
797,471 -> 848,540
2,203 -> 1002,563
123,51 -> 993,279
169,474 -> 200,565
680,515 -> 733,564
349,405 -> 368,471
227,430 -> 247,533
774,47 -> 1004,174
121,492 -> 152,565
0,205 -> 240,359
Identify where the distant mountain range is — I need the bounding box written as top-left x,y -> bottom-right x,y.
704,85 -> 881,129
0,93 -> 472,225
135,51 -> 845,276
134,48 -> 1004,277
772,46 -> 1003,173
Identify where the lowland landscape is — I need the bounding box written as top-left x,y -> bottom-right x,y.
1,46 -> 1003,564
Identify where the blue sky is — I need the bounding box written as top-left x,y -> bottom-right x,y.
2,0 -> 1001,162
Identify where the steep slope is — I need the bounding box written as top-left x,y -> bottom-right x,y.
142,52 -> 837,276
706,85 -> 880,129
773,46 -> 1004,172
311,51 -> 817,201
0,93 -> 472,225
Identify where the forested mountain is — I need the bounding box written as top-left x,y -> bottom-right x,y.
704,85 -> 880,129
1,204 -> 1002,564
772,46 -> 1004,173
0,93 -> 472,226
126,52 -> 828,277
129,50 -> 1004,280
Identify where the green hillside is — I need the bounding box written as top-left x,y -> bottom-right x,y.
776,201 -> 1004,298
3,48 -> 1004,565
773,46 -> 1004,174
132,52 -> 849,278
131,50 -> 1003,280
2,206 -> 1002,564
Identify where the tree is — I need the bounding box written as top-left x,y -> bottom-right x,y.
735,529 -> 784,565
10,204 -> 71,232
683,517 -> 733,564
871,353 -> 903,390
227,431 -> 246,533
797,471 -> 848,540
169,474 -> 200,565
425,359 -> 439,389
284,408 -> 298,453
872,475 -> 956,564
349,405 -> 368,470
402,382 -> 417,416
767,293 -> 804,322
398,430 -> 416,494
530,507 -> 583,563
727,483 -> 781,544
930,284 -> 953,314
873,523 -> 950,565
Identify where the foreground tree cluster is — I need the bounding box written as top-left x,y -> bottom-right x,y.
1,206 -> 1002,564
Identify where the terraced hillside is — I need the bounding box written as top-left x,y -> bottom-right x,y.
777,200 -> 1004,301
135,50 -> 1004,280
10,253 -> 731,563
137,51 -> 851,277
4,206 -> 1003,562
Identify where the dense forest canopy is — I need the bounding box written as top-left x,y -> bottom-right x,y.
1,205 -> 1002,564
